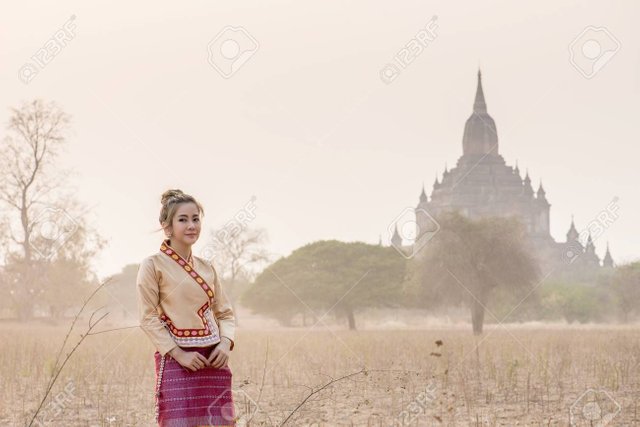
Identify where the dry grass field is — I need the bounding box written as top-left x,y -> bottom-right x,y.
2,322 -> 640,426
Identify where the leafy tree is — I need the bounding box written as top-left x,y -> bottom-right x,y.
103,263 -> 139,319
610,261 -> 640,322
538,281 -> 607,323
410,212 -> 540,335
242,240 -> 406,329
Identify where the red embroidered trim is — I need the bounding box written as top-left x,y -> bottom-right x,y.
160,240 -> 214,300
160,301 -> 211,336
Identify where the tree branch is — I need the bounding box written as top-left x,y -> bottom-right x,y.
279,368 -> 367,426
29,279 -> 111,427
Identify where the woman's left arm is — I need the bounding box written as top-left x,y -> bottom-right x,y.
211,263 -> 235,351
207,264 -> 236,368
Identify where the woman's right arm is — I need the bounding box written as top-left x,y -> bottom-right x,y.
136,257 -> 179,357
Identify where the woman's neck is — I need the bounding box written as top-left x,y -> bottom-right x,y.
168,239 -> 192,261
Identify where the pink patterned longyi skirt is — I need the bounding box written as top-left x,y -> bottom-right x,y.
153,346 -> 235,427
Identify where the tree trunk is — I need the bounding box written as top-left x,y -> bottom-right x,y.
278,314 -> 292,327
471,299 -> 485,335
17,302 -> 33,321
346,308 -> 357,330
50,305 -> 63,320
622,309 -> 629,323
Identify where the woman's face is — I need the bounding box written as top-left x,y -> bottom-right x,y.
166,202 -> 201,246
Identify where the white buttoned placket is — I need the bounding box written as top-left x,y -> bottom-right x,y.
154,353 -> 166,423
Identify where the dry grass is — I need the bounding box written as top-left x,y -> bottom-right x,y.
2,322 -> 640,426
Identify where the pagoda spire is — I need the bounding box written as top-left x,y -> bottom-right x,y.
419,183 -> 428,203
603,242 -> 614,268
536,181 -> 549,207
566,215 -> 579,242
391,223 -> 402,248
537,181 -> 546,198
462,69 -> 499,156
473,69 -> 487,114
583,232 -> 601,267
523,170 -> 533,197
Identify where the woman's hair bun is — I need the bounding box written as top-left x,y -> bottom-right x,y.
158,189 -> 204,229
161,189 -> 184,206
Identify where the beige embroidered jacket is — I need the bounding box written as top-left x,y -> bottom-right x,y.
136,240 -> 236,356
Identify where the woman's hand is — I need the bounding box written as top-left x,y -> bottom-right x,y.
169,347 -> 209,372
208,337 -> 231,368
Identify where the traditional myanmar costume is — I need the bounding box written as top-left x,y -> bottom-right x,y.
137,239 -> 236,426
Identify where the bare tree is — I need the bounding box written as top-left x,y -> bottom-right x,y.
0,99 -> 71,264
204,226 -> 271,325
0,100 -> 104,320
206,226 -> 271,284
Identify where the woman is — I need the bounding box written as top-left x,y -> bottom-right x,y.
137,189 -> 236,426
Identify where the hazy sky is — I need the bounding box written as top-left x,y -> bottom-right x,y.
2,1 -> 638,279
